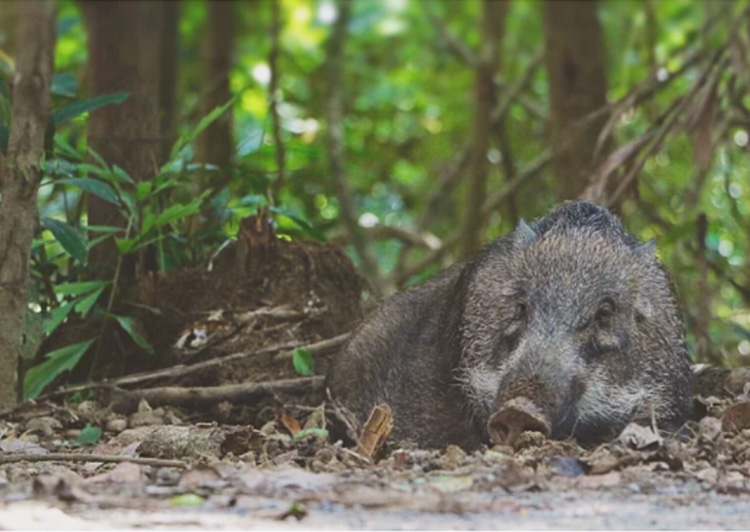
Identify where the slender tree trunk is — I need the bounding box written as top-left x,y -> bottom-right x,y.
542,0 -> 610,201
325,0 -> 383,295
83,1 -> 163,278
461,0 -> 508,258
269,0 -> 286,203
195,0 -> 234,193
159,0 -> 181,162
0,0 -> 55,409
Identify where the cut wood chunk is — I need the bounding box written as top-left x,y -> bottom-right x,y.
358,404 -> 394,459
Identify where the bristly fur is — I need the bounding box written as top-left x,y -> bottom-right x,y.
326,201 -> 693,450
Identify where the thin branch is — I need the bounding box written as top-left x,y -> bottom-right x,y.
125,377 -> 324,409
0,453 -> 187,468
423,0 -> 478,67
330,225 -> 441,250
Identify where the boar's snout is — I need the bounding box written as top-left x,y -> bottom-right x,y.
487,396 -> 551,446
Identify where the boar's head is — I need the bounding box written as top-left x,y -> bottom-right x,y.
455,202 -> 692,446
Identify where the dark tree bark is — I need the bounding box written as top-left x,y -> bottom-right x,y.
461,0 -> 508,258
159,0 -> 181,162
83,1 -> 163,278
325,0 -> 383,294
542,0 -> 610,201
0,0 -> 55,409
195,0 -> 234,193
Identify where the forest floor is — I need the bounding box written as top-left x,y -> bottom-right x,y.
0,395 -> 750,530
4,231 -> 750,529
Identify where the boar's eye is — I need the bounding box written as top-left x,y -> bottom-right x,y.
511,302 -> 526,322
594,298 -> 615,328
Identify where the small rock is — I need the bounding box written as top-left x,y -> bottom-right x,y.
106,418 -> 128,433
698,416 -> 722,441
25,417 -> 62,438
442,445 -> 466,470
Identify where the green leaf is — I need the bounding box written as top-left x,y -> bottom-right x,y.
136,180 -> 153,201
111,165 -> 135,185
74,287 -> 105,318
292,428 -> 329,442
42,218 -> 88,264
57,178 -> 119,204
269,206 -> 327,242
170,96 -> 236,159
56,280 -> 111,296
169,494 -> 205,507
115,236 -> 137,256
23,339 -> 96,400
43,300 -> 77,336
0,123 -> 8,154
51,73 -> 77,97
111,314 -> 154,354
52,92 -> 130,126
75,423 -> 102,445
292,348 -> 315,376
87,225 -> 123,234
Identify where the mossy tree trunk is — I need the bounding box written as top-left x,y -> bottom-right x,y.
0,0 -> 55,408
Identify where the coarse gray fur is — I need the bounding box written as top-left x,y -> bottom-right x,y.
326,201 -> 693,450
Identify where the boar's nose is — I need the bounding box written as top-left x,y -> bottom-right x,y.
487,397 -> 551,446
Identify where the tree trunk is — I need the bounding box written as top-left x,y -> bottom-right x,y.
83,0 -> 163,278
325,0 -> 383,295
0,0 -> 55,409
159,0 -> 181,162
195,0 -> 234,193
542,0 -> 610,201
461,0 -> 508,258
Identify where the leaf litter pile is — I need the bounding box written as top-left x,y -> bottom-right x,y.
3,223 -> 750,529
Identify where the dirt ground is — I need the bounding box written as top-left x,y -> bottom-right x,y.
6,230 -> 750,530
1,397 -> 750,531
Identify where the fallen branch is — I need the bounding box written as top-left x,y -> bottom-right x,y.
0,453 -> 187,468
29,333 -> 350,404
125,376 -> 325,408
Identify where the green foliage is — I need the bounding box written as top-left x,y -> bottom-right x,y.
23,339 -> 96,400
292,348 -> 315,376
75,423 -> 103,445
292,428 -> 329,442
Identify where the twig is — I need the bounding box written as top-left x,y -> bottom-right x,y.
395,151 -> 551,286
129,376 -> 325,408
329,225 -> 440,251
0,453 -> 187,468
423,0 -> 477,67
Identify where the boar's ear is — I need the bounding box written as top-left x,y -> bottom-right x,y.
513,219 -> 538,249
634,239 -> 656,259
633,239 -> 656,319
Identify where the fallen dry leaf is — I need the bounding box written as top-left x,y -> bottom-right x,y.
281,413 -> 302,436
722,402 -> 750,432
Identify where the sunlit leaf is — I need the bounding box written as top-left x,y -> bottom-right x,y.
42,218 -> 88,264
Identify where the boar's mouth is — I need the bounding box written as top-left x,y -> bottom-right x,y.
487,396 -> 552,446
